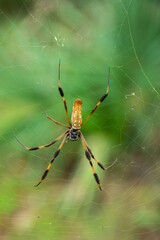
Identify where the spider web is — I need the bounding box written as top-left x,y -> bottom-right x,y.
0,0 -> 160,239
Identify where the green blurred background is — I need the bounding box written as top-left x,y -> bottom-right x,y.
0,0 -> 160,239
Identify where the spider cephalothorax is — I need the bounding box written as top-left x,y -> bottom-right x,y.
14,59 -> 117,191
69,129 -> 80,141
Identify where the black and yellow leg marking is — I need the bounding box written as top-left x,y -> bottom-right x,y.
81,132 -> 118,170
34,134 -> 68,187
40,104 -> 69,128
81,66 -> 110,126
58,59 -> 71,126
13,130 -> 68,151
79,132 -> 102,191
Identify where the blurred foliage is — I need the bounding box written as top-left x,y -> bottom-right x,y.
0,0 -> 34,17
0,0 -> 160,239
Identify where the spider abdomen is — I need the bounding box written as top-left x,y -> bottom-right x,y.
71,99 -> 82,129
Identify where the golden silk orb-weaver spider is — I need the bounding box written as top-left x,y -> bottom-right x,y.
14,59 -> 117,191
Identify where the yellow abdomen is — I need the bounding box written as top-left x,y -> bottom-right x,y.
71,99 -> 82,129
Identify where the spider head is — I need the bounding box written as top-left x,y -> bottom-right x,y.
70,129 -> 79,141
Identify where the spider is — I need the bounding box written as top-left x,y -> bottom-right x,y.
14,59 -> 117,191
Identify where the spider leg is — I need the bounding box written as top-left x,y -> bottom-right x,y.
34,133 -> 68,187
13,130 -> 68,151
79,132 -> 102,191
80,132 -> 118,170
40,104 -> 69,128
58,59 -> 72,126
81,66 -> 110,126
